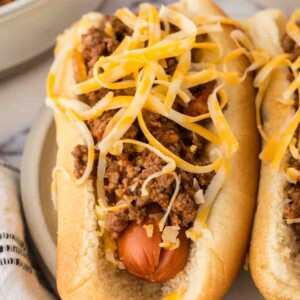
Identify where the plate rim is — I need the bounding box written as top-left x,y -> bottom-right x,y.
21,105 -> 56,278
20,106 -> 263,299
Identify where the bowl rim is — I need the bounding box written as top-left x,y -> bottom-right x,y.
0,0 -> 44,19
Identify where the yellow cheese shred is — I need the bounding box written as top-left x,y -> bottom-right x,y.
286,167 -> 300,184
255,77 -> 270,141
164,50 -> 191,113
254,54 -> 290,87
286,10 -> 300,46
260,109 -> 300,170
163,286 -> 187,300
132,3 -> 149,42
148,4 -> 160,46
98,66 -> 155,154
186,160 -> 229,241
207,85 -> 239,156
289,137 -> 300,160
138,112 -> 223,173
114,8 -> 137,30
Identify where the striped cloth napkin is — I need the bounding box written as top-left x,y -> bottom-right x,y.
0,161 -> 55,300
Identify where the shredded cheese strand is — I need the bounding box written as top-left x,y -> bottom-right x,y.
148,4 -> 160,46
286,10 -> 300,46
255,77 -> 270,141
186,160 -> 229,241
111,139 -> 176,197
164,50 -> 191,113
159,173 -> 180,231
67,110 -> 95,185
289,137 -> 300,160
72,92 -> 114,120
207,85 -> 239,156
98,66 -> 155,154
138,112 -> 223,173
114,8 -> 137,29
254,54 -> 290,87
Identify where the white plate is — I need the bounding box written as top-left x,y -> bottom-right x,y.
0,0 -> 104,74
21,106 -> 264,299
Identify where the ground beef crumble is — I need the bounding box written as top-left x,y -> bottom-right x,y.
284,158 -> 300,236
72,144 -> 88,179
71,15 -> 216,238
104,147 -> 214,238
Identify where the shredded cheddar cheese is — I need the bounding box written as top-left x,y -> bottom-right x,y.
143,224 -> 154,237
163,286 -> 187,300
46,4 -> 251,261
159,226 -> 180,250
286,10 -> 300,46
285,167 -> 300,184
289,137 -> 300,160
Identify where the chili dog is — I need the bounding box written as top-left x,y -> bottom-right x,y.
47,0 -> 259,299
247,9 -> 300,299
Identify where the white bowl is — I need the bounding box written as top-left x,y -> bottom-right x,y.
0,0 -> 104,74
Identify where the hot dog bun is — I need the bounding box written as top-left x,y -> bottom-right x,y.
51,0 -> 259,299
248,10 -> 300,299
